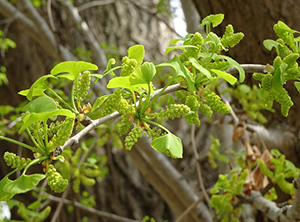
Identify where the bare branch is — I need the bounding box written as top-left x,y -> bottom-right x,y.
190,124 -> 213,213
78,0 -> 116,11
175,195 -> 205,222
45,191 -> 139,222
50,185 -> 71,222
0,0 -> 75,60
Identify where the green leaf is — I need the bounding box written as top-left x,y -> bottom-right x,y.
107,76 -> 152,93
189,57 -> 212,79
211,69 -> 237,85
164,45 -> 198,55
19,88 -> 47,98
19,75 -> 57,101
130,62 -> 156,85
277,21 -> 299,34
263,39 -> 280,51
19,109 -> 75,133
3,174 -> 46,196
50,61 -> 98,80
205,32 -> 222,50
91,95 -> 110,112
0,175 -> 14,201
93,58 -> 119,82
272,64 -> 287,92
294,81 -> 300,93
127,45 -> 145,65
156,55 -> 196,92
200,14 -> 224,28
169,34 -> 193,46
22,97 -> 57,113
151,133 -> 183,158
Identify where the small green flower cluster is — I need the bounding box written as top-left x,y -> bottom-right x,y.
221,24 -> 244,49
49,117 -> 75,151
208,60 -> 230,70
124,125 -> 143,150
4,151 -> 31,170
118,116 -> 132,136
120,56 -> 138,76
180,32 -> 203,62
146,127 -> 164,140
47,121 -> 63,139
17,202 -> 51,222
159,104 -> 191,121
203,88 -> 231,114
253,71 -> 293,117
74,71 -> 91,102
101,89 -> 132,117
185,95 -> 201,125
275,88 -> 293,117
226,84 -> 268,123
46,164 -> 68,193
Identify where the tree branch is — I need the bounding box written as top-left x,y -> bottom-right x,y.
78,0 -> 116,12
191,124 -> 213,214
44,191 -> 139,222
0,0 -> 75,61
58,0 -> 108,69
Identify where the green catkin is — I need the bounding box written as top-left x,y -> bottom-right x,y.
101,89 -> 126,116
180,32 -> 203,62
4,152 -> 31,170
285,66 -> 300,80
275,88 -> 293,117
199,102 -> 213,117
124,125 -> 143,150
184,95 -> 201,125
81,175 -> 96,186
73,177 -> 81,193
277,42 -> 292,59
147,127 -> 164,140
120,56 -> 138,76
159,104 -> 191,121
203,89 -> 231,114
261,73 -> 273,91
46,164 -> 68,193
118,116 -> 132,136
208,60 -> 230,71
75,71 -> 91,102
50,117 -> 75,151
221,24 -> 244,48
283,53 -> 299,67
252,72 -> 265,81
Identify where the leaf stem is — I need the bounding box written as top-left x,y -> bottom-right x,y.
43,121 -> 49,153
0,136 -> 38,152
142,118 -> 170,134
22,155 -> 48,175
47,86 -> 78,114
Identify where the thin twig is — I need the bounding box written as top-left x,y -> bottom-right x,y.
125,0 -> 181,37
50,185 -> 71,222
78,0 -> 116,11
46,0 -> 56,32
45,191 -> 139,222
190,124 -> 213,214
175,194 -> 205,222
